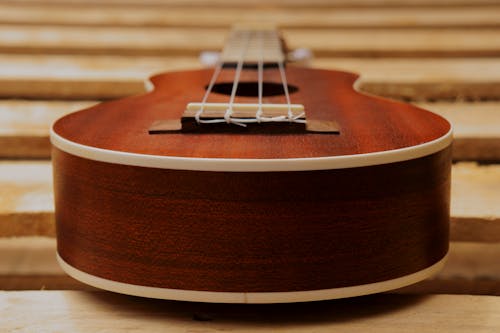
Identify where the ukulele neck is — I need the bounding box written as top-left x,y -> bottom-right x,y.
220,25 -> 286,66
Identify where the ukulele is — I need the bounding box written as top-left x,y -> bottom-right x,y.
51,25 -> 452,303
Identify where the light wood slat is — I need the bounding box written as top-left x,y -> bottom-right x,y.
399,279 -> 500,296
1,290 -> 499,332
0,237 -> 96,290
3,273 -> 499,296
5,0 -> 500,8
0,162 -> 498,242
1,100 -> 499,160
0,55 -> 193,99
315,58 -> 500,100
0,100 -> 96,158
0,275 -> 92,291
1,55 -> 500,100
0,26 -> 499,57
0,162 -> 54,238
0,238 -> 60,275
450,163 -> 500,242
0,5 -> 499,28
418,102 -> 500,161
1,237 -> 498,296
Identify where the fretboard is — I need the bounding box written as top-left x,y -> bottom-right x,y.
220,26 -> 285,65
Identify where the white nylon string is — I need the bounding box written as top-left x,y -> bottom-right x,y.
256,30 -> 264,123
224,31 -> 251,127
196,31 -> 251,127
195,30 -> 305,127
195,61 -> 223,124
252,31 -> 288,123
278,60 -> 305,123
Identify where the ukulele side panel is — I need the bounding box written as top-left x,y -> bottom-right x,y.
53,145 -> 451,295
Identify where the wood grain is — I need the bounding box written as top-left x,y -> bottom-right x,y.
5,0 -> 500,8
0,100 -> 96,158
0,4 -> 499,28
0,54 -> 193,99
0,161 -> 53,237
1,161 -> 497,242
0,0 -> 496,329
418,102 -> 500,161
1,100 -> 497,159
52,146 -> 450,292
1,55 -> 499,100
1,290 -> 499,332
53,67 -> 451,159
0,162 -> 500,242
0,237 -> 93,290
0,25 -> 498,57
451,163 -> 500,242
316,58 -> 500,101
2,237 -> 499,296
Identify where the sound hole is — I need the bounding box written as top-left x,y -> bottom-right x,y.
209,82 -> 298,97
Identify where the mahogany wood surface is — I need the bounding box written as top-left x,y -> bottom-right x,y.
53,66 -> 451,159
54,146 -> 451,292
52,62 -> 452,297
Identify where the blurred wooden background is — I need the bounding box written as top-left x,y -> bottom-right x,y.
0,0 -> 499,331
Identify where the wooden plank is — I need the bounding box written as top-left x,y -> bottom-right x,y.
398,242 -> 500,296
4,273 -> 498,296
0,275 -> 91,290
1,100 -> 499,160
0,238 -> 60,275
0,100 -> 96,158
0,162 -> 54,238
0,238 -> 94,290
418,102 -> 500,161
0,5 -> 499,29
5,0 -> 500,8
0,25 -> 499,57
400,279 -> 500,296
0,162 -> 498,242
1,237 -> 498,296
0,55 -> 499,100
1,290 -> 499,332
316,58 -> 500,101
0,55 -> 193,99
451,163 -> 500,242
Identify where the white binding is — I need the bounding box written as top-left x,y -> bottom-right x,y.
50,127 -> 452,172
57,253 -> 447,304
51,74 -> 452,172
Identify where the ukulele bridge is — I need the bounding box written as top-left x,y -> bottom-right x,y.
149,103 -> 339,134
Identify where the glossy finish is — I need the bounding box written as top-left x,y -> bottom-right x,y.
53,67 -> 451,159
52,65 -> 452,301
53,146 -> 451,294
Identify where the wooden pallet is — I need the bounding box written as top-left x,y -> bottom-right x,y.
0,0 -> 499,331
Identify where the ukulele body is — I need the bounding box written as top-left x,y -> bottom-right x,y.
51,66 -> 452,303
